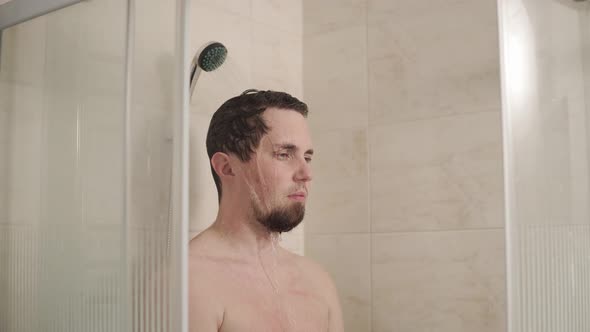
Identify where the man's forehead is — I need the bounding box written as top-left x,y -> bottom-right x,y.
260,133 -> 313,151
262,107 -> 303,122
272,142 -> 314,154
260,109 -> 313,150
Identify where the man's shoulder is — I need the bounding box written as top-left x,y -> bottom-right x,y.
188,228 -> 215,255
188,229 -> 226,283
188,228 -> 230,264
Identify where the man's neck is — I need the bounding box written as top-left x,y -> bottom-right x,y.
210,204 -> 281,259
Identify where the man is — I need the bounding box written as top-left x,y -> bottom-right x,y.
189,90 -> 344,331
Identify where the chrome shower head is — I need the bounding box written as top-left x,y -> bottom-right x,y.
189,41 -> 227,99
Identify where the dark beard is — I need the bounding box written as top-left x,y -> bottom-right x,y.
254,202 -> 305,233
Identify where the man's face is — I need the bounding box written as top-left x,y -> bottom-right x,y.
242,108 -> 314,233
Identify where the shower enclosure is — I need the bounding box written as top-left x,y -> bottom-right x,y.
499,0 -> 590,331
0,0 -> 189,331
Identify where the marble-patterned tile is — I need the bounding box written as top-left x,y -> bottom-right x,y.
305,233 -> 371,332
372,229 -> 506,332
368,0 -> 501,124
370,111 -> 504,232
304,24 -> 368,131
251,22 -> 302,96
190,60 -> 253,117
280,224 -> 304,256
252,0 -> 302,34
305,127 -> 369,233
189,5 -> 253,116
303,0 -> 366,36
189,5 -> 252,68
192,0 -> 251,17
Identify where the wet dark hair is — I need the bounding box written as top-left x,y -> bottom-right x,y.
206,89 -> 308,201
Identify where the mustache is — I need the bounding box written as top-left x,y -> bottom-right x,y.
288,187 -> 308,195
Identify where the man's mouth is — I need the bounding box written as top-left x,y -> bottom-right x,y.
288,192 -> 307,201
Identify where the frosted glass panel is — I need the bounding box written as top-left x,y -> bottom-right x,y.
499,0 -> 590,331
128,0 -> 185,331
0,1 -> 128,330
0,0 -> 185,331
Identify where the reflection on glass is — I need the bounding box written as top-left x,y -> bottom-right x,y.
499,0 -> 590,331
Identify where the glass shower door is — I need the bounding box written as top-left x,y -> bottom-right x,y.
499,0 -> 590,331
0,1 -> 187,331
0,1 -> 129,331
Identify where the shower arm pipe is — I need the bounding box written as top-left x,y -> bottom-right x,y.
188,43 -> 205,98
188,65 -> 201,102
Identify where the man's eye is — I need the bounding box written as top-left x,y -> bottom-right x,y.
277,152 -> 291,159
305,157 -> 312,163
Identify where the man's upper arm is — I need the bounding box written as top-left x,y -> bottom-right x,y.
188,259 -> 222,332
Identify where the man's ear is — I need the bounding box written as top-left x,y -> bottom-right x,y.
211,152 -> 235,178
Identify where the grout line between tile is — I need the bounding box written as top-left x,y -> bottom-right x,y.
368,107 -> 502,129
307,227 -> 505,236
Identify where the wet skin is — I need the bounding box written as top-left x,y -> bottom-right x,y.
189,108 -> 343,332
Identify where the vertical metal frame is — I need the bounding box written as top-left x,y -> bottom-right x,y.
174,0 -> 190,331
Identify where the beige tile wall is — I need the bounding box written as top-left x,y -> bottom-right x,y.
303,0 -> 373,329
372,230 -> 505,332
306,233 -> 372,331
303,0 -> 506,331
367,0 -> 501,124
369,111 -> 504,232
188,0 -> 304,255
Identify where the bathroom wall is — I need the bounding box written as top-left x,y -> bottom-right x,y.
188,0 -> 304,254
303,1 -> 506,331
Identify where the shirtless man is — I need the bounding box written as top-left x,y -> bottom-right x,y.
189,90 -> 344,332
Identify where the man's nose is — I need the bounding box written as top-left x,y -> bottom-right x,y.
294,159 -> 312,182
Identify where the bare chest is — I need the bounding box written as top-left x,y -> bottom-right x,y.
214,264 -> 330,332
